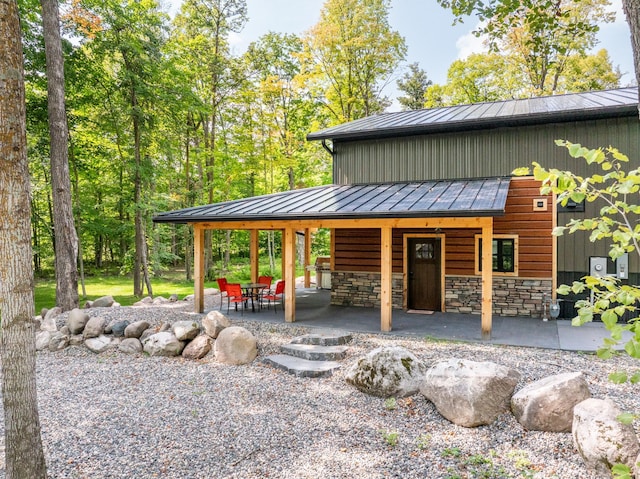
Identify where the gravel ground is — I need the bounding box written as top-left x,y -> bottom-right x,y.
0,296 -> 638,479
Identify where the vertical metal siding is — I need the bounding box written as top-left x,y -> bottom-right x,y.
333,117 -> 640,272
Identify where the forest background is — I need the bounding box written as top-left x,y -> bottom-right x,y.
21,0 -> 634,303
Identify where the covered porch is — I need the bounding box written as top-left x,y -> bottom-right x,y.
153,178 -> 512,338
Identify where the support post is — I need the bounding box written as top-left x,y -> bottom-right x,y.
250,229 -> 259,283
304,228 -> 311,288
193,224 -> 205,313
481,220 -> 493,339
283,227 -> 296,322
380,226 -> 393,332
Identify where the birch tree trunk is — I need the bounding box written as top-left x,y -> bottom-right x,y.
41,0 -> 79,311
0,1 -> 48,476
622,0 -> 640,115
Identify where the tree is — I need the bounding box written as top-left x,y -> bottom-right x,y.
302,0 -> 407,123
622,0 -> 640,95
41,0 -> 80,311
437,0 -> 615,95
396,62 -> 431,110
0,0 -> 48,477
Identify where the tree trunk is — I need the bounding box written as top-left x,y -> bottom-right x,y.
0,1 -> 48,476
622,0 -> 640,116
41,0 -> 79,311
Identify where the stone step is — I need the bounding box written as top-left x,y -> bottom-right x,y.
263,354 -> 342,378
290,331 -> 353,346
281,343 -> 349,361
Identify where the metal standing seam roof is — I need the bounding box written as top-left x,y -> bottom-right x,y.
307,87 -> 639,141
152,177 -> 512,224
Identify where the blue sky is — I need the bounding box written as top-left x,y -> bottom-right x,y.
168,0 -> 635,107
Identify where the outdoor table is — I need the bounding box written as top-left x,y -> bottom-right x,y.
240,283 -> 267,312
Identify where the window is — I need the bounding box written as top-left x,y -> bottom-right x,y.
475,235 -> 518,276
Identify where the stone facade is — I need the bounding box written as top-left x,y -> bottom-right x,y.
445,276 -> 552,318
330,271 -> 552,318
331,272 -> 403,308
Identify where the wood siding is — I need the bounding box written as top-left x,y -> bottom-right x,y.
333,178 -> 553,278
332,116 -> 640,273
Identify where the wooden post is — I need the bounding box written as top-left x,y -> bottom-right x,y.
250,229 -> 259,283
283,227 -> 296,322
304,228 -> 311,288
193,224 -> 205,313
380,226 -> 393,332
481,220 -> 493,339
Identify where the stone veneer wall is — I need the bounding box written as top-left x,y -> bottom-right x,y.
445,276 -> 553,318
330,271 -> 553,318
331,272 -> 403,308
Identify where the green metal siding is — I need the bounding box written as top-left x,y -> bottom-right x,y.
332,116 -> 640,273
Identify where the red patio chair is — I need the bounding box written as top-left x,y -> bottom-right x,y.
263,280 -> 285,312
257,275 -> 273,308
225,283 -> 248,315
216,277 -> 229,311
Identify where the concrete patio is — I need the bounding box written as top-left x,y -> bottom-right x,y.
220,288 -> 627,352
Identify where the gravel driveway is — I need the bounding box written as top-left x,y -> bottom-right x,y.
0,300 -> 637,478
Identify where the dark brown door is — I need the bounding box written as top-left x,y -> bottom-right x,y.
408,238 -> 441,311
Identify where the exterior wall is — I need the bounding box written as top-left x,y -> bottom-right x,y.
445,276 -> 552,317
330,272 -> 403,308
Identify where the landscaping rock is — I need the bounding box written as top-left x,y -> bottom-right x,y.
35,331 -> 53,351
152,296 -> 170,305
67,308 -> 90,335
345,346 -> 428,398
49,332 -> 69,352
182,335 -> 211,360
91,295 -> 115,308
143,332 -> 185,357
214,326 -> 257,365
139,327 -> 157,343
109,320 -> 130,337
172,320 -> 200,341
202,310 -> 230,338
85,335 -> 116,354
33,317 -> 42,331
511,372 -> 591,432
169,293 -> 179,302
124,320 -> 150,339
159,322 -> 171,332
420,358 -> 521,427
119,338 -> 143,355
83,316 -> 107,339
572,398 -> 640,477
44,306 -> 62,321
60,325 -> 70,335
40,315 -> 58,333
69,335 -> 84,346
133,296 -> 153,307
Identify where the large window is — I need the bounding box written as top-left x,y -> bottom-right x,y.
475,235 -> 518,276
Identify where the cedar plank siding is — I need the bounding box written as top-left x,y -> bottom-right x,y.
333,178 -> 553,278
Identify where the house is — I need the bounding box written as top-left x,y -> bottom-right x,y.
153,87 -> 639,336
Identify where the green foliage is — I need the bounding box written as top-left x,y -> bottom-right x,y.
514,140 -> 640,362
378,429 -> 399,447
396,62 -> 431,111
383,397 -> 397,410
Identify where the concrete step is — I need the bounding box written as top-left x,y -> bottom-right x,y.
281,343 -> 349,361
290,331 -> 352,346
263,354 -> 342,378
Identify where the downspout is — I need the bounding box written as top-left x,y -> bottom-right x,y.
321,139 -> 334,156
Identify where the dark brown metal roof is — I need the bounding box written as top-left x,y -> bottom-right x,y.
153,177 -> 511,224
307,88 -> 639,141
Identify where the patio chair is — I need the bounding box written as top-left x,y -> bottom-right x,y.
257,275 -> 273,308
263,280 -> 285,312
216,277 -> 229,311
225,283 -> 248,315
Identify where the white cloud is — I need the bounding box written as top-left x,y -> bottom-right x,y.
455,27 -> 488,60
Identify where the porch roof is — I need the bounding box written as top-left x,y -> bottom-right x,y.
153,177 -> 511,224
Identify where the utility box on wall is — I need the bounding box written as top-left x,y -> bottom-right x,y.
589,257 -> 607,278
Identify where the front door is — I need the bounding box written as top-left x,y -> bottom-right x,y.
408,238 -> 441,311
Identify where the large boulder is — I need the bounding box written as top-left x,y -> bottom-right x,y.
133,296 -> 153,307
108,320 -> 130,337
124,320 -> 150,339
85,335 -> 116,354
420,358 -> 521,427
511,372 -> 591,432
214,326 -> 257,365
83,316 -> 107,339
172,320 -> 200,341
35,331 -> 53,351
202,310 -> 230,338
91,295 -> 115,308
182,335 -> 212,360
143,332 -> 185,357
44,306 -> 62,322
40,313 -> 58,332
67,308 -> 90,335
119,338 -> 143,355
345,346 -> 428,398
572,398 -> 640,477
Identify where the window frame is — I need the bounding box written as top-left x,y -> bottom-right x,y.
474,234 -> 519,277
